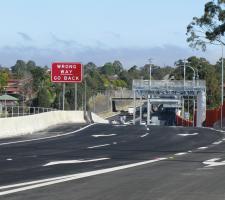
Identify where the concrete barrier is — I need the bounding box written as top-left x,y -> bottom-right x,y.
0,111 -> 108,139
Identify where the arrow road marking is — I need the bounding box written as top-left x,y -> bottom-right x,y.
203,158 -> 225,168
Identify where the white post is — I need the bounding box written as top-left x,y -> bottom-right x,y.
147,94 -> 151,125
182,97 -> 184,126
140,94 -> 142,124
133,90 -> 136,125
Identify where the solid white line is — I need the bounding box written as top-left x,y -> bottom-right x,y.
212,141 -> 223,145
92,134 -> 116,138
0,124 -> 95,146
0,157 -> 167,196
140,133 -> 149,138
87,144 -> 110,149
43,158 -> 110,166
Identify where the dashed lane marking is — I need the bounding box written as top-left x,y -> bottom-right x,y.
43,158 -> 110,167
87,144 -> 111,149
92,134 -> 116,138
140,133 -> 149,138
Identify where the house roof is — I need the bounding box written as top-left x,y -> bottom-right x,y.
0,94 -> 18,101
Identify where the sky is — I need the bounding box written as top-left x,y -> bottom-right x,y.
0,0 -> 220,68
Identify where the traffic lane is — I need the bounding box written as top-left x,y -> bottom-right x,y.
0,125 -> 223,187
0,124 -> 147,185
4,141 -> 225,200
0,125 -> 222,181
0,123 -> 87,144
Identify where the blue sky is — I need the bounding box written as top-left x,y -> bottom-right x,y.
0,0 -> 219,68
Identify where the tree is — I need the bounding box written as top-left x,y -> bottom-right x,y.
37,87 -> 52,107
26,60 -> 36,71
11,60 -> 28,78
101,62 -> 115,75
113,60 -> 123,74
0,70 -> 9,92
186,0 -> 225,50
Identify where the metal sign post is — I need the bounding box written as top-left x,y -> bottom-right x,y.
62,83 -> 65,110
75,83 -> 77,110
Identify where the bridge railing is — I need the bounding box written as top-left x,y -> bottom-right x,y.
0,105 -> 57,118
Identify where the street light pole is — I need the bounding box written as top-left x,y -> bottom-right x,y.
84,79 -> 87,112
184,59 -> 186,88
148,58 -> 152,87
221,43 -> 224,128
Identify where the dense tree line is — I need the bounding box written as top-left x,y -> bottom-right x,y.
0,56 -> 223,109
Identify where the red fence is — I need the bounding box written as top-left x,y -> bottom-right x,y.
177,101 -> 225,127
205,102 -> 225,127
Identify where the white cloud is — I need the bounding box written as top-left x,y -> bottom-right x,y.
0,43 -> 220,68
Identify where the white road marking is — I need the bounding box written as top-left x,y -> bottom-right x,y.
0,124 -> 95,146
140,133 -> 149,138
188,150 -> 192,153
6,158 -> 12,161
178,133 -> 199,137
203,158 -> 225,168
113,142 -> 117,145
92,134 -> 116,138
113,124 -> 127,127
146,128 -> 150,131
197,147 -> 208,150
0,157 -> 167,196
43,158 -> 110,167
87,144 -> 110,149
174,152 -> 188,156
212,141 -> 223,145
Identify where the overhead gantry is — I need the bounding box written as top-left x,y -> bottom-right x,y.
132,79 -> 206,127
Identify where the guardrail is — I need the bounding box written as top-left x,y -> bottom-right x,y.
0,105 -> 57,118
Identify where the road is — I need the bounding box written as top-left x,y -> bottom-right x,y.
0,122 -> 225,199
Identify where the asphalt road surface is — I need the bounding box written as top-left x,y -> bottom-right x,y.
0,123 -> 225,200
